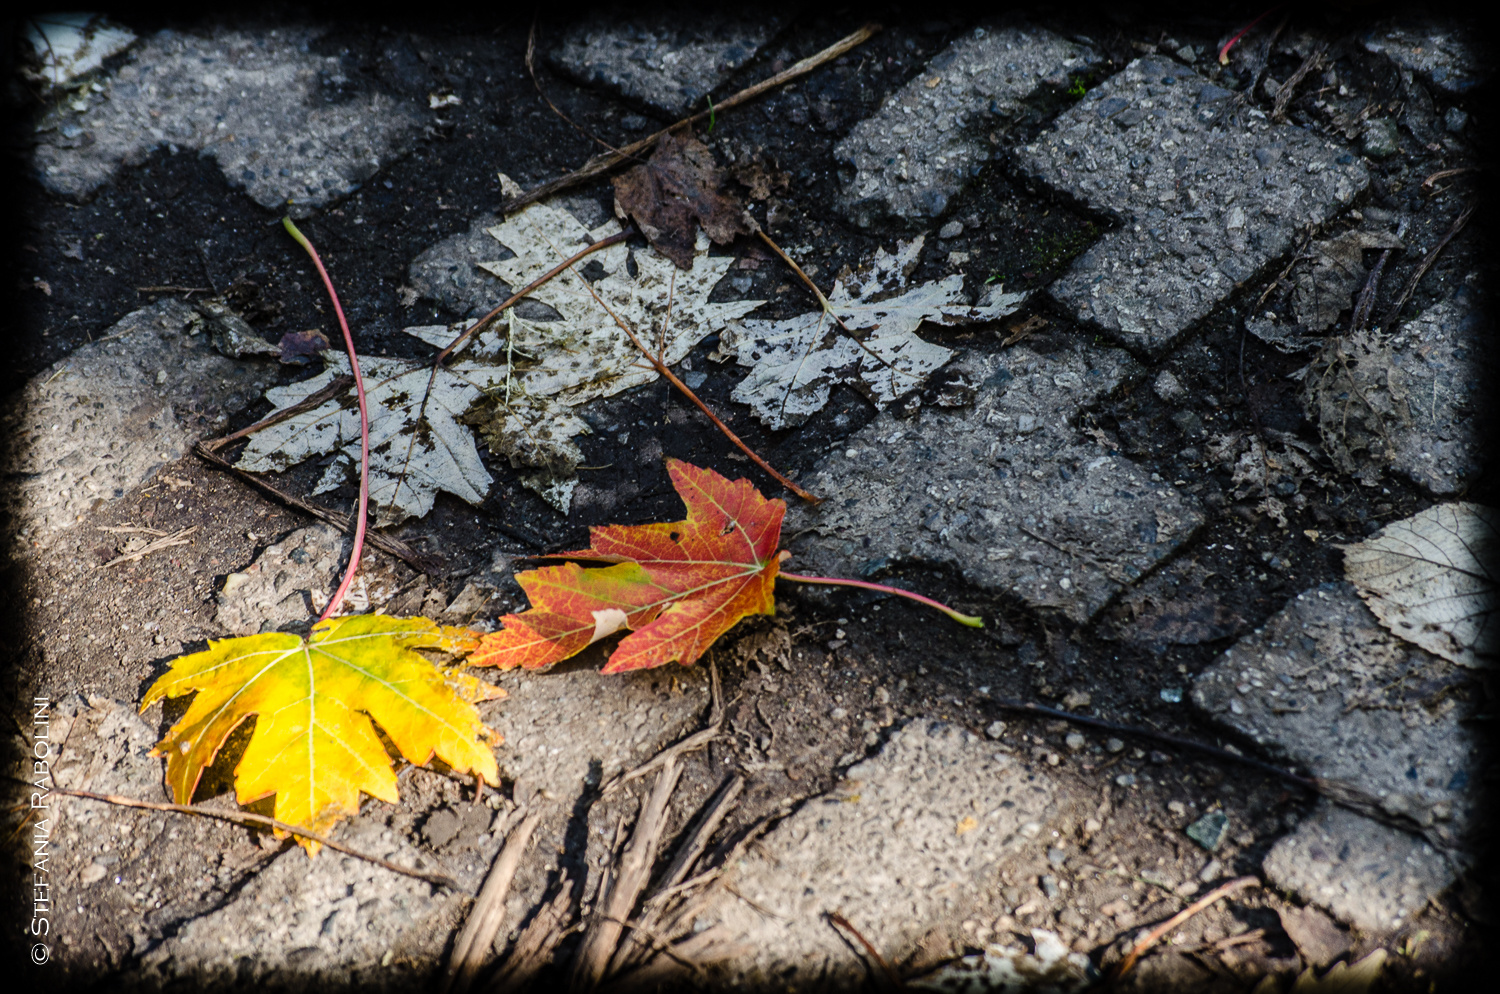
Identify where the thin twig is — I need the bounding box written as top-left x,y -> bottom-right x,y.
572,757 -> 684,991
97,526 -> 197,568
386,230 -> 630,513
282,218 -> 370,623
601,726 -> 720,796
755,230 -> 897,377
828,912 -> 904,991
501,24 -> 882,215
487,870 -> 576,993
1255,228 -> 1314,309
608,774 -> 745,975
200,375 -> 356,452
1377,201 -> 1475,332
605,925 -> 750,991
136,285 -> 212,294
526,18 -> 622,158
193,442 -> 442,574
1014,525 -> 1134,585
1421,166 -> 1478,192
601,661 -> 723,796
436,234 -> 629,367
55,787 -> 459,889
568,245 -> 820,502
1112,876 -> 1259,982
1271,42 -> 1327,122
1349,217 -> 1409,334
442,808 -> 544,994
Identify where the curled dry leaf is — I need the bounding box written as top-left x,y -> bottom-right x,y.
1293,227 -> 1403,332
721,235 -> 1028,429
1303,293 -> 1488,495
612,131 -> 754,269
470,459 -> 783,674
142,614 -> 503,853
1341,502 -> 1497,668
1281,949 -> 1386,994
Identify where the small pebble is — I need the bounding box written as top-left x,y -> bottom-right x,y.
1115,773 -> 1137,787
1040,874 -> 1061,899
938,220 -> 964,239
1045,752 -> 1061,766
1186,812 -> 1230,851
1064,732 -> 1086,751
1106,738 -> 1125,753
986,720 -> 1007,739
1167,800 -> 1187,817
1198,859 -> 1223,883
1153,369 -> 1187,402
1047,847 -> 1067,868
1083,817 -> 1102,834
829,707 -> 848,720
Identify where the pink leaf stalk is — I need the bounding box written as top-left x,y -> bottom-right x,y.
777,570 -> 984,628
282,217 -> 370,623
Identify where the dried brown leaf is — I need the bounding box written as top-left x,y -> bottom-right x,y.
612,132 -> 753,269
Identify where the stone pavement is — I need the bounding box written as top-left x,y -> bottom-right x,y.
8,10 -> 1488,991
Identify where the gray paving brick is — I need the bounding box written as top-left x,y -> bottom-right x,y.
1014,56 -> 1368,355
549,14 -> 782,117
836,23 -> 1099,227
33,26 -> 420,211
1194,582 -> 1472,930
700,720 -> 1058,987
786,341 -> 1203,622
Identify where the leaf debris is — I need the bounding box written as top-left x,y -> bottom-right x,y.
1341,502 -> 1497,668
721,235 -> 1028,429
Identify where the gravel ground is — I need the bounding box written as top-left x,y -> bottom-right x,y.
3,7 -> 1492,992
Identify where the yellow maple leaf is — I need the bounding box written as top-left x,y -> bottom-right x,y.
141,614 -> 504,853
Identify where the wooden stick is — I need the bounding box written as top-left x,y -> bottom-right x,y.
200,375 -> 356,453
600,724 -> 719,796
500,24 -> 882,215
433,232 -> 630,368
97,526 -> 197,569
607,774 -> 744,975
1378,201 -> 1475,332
1270,42 -> 1327,122
605,925 -> 751,991
1112,876 -> 1259,981
55,787 -> 459,889
650,774 -> 743,899
828,912 -> 904,990
441,808 -> 544,994
1421,166 -> 1478,191
487,870 -> 576,993
572,758 -> 684,990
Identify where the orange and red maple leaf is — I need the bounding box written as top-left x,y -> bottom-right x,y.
471,459 -> 785,673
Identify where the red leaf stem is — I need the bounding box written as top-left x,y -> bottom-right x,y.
282,217 -> 370,623
777,571 -> 983,628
